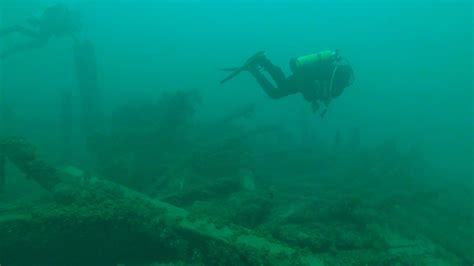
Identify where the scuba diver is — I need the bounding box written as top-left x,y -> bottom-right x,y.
220,50 -> 354,117
0,3 -> 81,59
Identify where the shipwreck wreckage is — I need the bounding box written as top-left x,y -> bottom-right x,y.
0,137 -> 322,265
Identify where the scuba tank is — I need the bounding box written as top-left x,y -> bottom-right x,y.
290,50 -> 339,73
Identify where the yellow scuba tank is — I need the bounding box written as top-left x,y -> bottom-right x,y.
290,50 -> 339,72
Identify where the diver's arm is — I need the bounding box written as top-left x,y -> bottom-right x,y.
320,91 -> 331,117
310,100 -> 320,113
310,80 -> 331,117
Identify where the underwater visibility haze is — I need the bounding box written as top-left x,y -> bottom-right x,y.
0,0 -> 472,265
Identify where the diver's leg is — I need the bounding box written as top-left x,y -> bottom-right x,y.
14,25 -> 42,39
248,66 -> 294,99
0,26 -> 19,37
256,57 -> 289,89
0,37 -> 48,59
0,25 -> 40,39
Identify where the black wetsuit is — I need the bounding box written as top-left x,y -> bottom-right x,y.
38,4 -> 80,38
0,4 -> 80,59
249,57 -> 340,103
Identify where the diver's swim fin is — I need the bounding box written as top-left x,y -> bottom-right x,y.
219,51 -> 265,84
220,68 -> 245,84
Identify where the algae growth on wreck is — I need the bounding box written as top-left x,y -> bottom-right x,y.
0,0 -> 472,265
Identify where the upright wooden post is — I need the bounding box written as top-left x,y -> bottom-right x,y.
73,40 -> 102,169
0,40 -> 6,192
60,87 -> 73,164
